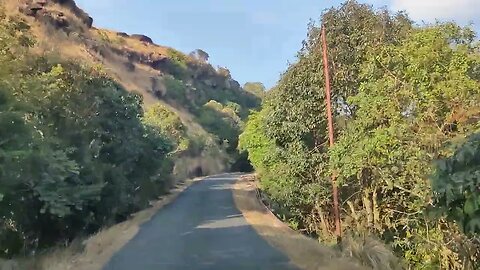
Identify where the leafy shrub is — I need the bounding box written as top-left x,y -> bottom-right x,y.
431,133 -> 480,234
165,48 -> 190,78
144,104 -> 189,153
164,76 -> 189,106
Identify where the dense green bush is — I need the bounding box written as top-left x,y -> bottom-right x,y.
243,82 -> 266,98
0,12 -> 174,257
431,132 -> 480,235
144,104 -> 190,153
240,1 -> 480,269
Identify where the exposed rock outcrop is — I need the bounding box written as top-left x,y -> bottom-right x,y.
130,34 -> 153,44
50,0 -> 93,27
116,32 -> 129,38
18,0 -> 244,95
20,0 -> 93,28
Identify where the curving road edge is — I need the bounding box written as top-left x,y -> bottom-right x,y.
232,175 -> 366,270
67,177 -> 203,270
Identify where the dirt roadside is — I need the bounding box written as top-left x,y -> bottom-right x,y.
232,175 -> 367,270
72,177 -> 204,270
14,177 -> 204,270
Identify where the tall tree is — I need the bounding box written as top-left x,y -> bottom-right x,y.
243,82 -> 266,98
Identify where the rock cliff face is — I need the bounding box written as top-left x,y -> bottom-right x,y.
20,0 -> 92,28
130,34 -> 153,44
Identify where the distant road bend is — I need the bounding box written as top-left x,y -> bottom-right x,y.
103,174 -> 299,270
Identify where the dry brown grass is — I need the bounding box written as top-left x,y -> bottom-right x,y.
233,175 -> 404,270
3,0 -> 211,137
233,175 -> 367,270
92,28 -> 171,57
341,235 -> 403,270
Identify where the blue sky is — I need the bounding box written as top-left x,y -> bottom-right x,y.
75,0 -> 480,89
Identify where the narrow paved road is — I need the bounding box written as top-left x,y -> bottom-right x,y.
103,174 -> 298,270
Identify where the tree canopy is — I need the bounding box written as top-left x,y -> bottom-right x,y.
240,1 -> 480,269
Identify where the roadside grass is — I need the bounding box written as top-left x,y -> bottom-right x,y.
234,175 -> 403,270
341,235 -> 403,270
5,178 -> 201,270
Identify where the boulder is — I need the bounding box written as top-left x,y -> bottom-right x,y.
85,16 -> 93,28
151,58 -> 170,70
130,34 -> 153,44
116,32 -> 129,38
29,3 -> 44,10
50,0 -> 93,28
229,79 -> 241,90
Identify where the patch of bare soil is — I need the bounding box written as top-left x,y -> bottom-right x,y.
232,175 -> 367,270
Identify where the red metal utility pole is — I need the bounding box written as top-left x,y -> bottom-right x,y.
321,24 -> 342,242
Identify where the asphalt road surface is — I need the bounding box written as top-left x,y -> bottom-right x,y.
103,174 -> 299,270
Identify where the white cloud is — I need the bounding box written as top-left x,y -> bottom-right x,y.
391,0 -> 480,25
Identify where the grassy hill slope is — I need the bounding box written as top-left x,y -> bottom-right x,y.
5,0 -> 260,178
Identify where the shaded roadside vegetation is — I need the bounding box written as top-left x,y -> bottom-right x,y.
0,4 -> 259,260
0,12 -> 175,257
239,1 -> 480,269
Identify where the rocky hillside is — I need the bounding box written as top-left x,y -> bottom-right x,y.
6,0 -> 260,176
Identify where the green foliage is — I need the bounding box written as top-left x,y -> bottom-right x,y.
166,48 -> 189,78
431,133 -> 480,235
312,0 -> 412,110
240,1 -> 480,269
161,60 -> 261,169
0,12 -> 174,256
97,30 -> 125,45
166,48 -> 188,67
161,49 -> 261,172
243,82 -> 266,98
144,104 -> 189,152
164,76 -> 189,105
239,109 -> 278,175
329,23 -> 480,268
97,30 -> 111,43
198,100 -> 242,150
